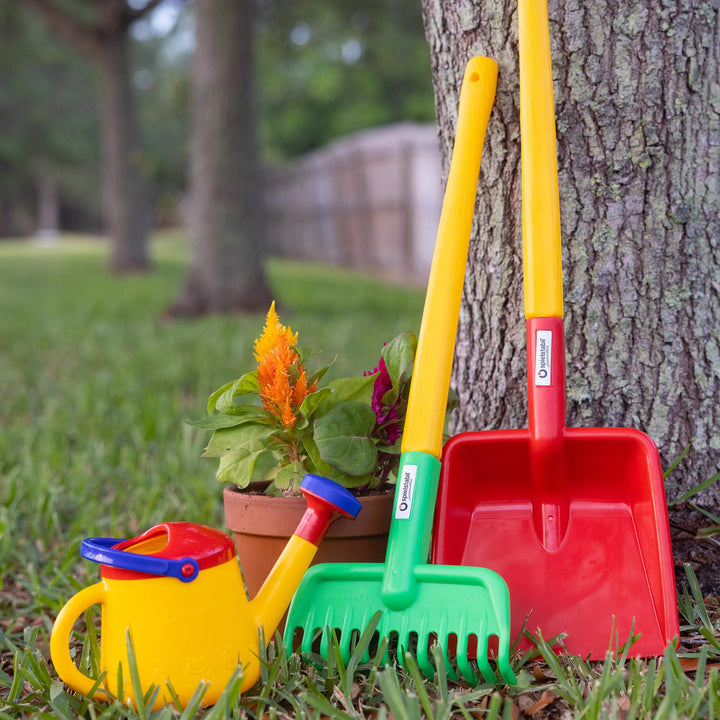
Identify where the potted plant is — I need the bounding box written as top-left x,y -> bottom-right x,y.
191,302 -> 419,597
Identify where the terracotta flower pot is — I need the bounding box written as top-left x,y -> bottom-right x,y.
223,484 -> 393,603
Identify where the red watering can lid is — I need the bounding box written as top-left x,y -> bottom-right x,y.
81,522 -> 236,582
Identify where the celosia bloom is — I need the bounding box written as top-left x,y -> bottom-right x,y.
365,357 -> 402,445
254,302 -> 317,428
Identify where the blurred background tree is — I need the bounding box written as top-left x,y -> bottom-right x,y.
0,0 -> 434,225
0,0 -> 434,280
23,0 -> 164,273
168,0 -> 436,314
168,0 -> 274,316
256,0 -> 435,161
0,3 -> 100,237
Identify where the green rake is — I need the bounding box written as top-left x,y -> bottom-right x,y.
285,57 -> 515,685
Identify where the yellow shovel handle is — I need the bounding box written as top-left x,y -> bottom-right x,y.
519,0 -> 563,319
401,56 -> 497,458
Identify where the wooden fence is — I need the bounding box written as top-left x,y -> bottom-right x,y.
264,122 -> 443,283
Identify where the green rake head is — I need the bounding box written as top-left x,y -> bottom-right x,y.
285,561 -> 515,685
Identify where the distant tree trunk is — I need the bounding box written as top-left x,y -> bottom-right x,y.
421,0 -> 720,506
36,171 -> 59,239
25,0 -> 155,273
97,32 -> 151,272
168,0 -> 273,316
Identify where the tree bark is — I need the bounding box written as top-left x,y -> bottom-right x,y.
168,0 -> 273,316
421,0 -> 720,506
97,32 -> 151,272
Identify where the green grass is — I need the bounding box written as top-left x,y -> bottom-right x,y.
0,234 -> 424,571
1,235 -> 719,718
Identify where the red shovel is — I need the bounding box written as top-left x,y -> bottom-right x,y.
430,0 -> 679,659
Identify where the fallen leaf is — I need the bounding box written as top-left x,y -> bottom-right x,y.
524,690 -> 558,718
614,695 -> 632,720
532,663 -> 555,681
679,657 -> 720,673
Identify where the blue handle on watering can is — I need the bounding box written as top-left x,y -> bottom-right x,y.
81,537 -> 200,582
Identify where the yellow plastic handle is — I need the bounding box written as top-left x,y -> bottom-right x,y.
252,534 -> 317,643
50,582 -> 109,701
401,56 -> 498,458
519,0 -> 563,319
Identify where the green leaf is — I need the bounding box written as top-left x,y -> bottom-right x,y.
298,387 -> 334,420
295,346 -> 336,384
251,447 -> 282,485
381,331 -> 417,387
202,423 -> 276,458
312,374 -> 376,416
273,462 -> 305,491
208,372 -> 260,414
207,379 -> 235,414
304,437 -> 372,488
446,386 -> 459,413
189,405 -> 274,431
313,402 -> 378,476
377,436 -> 402,454
217,447 -> 273,487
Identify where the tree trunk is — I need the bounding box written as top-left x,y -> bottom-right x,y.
168,0 -> 272,316
97,33 -> 151,273
36,171 -> 60,240
421,0 -> 720,506
24,0 -> 152,273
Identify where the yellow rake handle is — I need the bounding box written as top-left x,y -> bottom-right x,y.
401,56 -> 498,459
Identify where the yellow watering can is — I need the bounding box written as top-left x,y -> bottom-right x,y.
50,475 -> 361,710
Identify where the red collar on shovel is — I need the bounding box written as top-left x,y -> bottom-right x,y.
430,0 -> 679,660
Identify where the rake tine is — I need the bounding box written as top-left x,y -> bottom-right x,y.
456,632 -> 477,685
338,626 -> 354,660
298,625 -> 315,655
475,634 -> 497,684
415,632 -> 435,680
438,633 -> 459,683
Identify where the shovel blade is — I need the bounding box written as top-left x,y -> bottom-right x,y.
432,427 -> 679,659
285,562 -> 515,684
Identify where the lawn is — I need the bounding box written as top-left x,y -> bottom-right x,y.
1,235 -> 719,719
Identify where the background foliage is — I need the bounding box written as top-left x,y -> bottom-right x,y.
0,0 -> 434,236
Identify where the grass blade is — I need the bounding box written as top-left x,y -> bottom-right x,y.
663,444 -> 690,481
674,471 -> 720,503
684,564 -> 713,630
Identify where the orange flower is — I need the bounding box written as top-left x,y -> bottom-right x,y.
253,302 -> 297,362
255,302 -> 317,428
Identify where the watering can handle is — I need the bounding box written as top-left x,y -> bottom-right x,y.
250,474 -> 361,638
81,538 -> 200,582
50,582 -> 111,702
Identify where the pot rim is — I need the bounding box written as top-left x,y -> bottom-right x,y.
223,484 -> 394,538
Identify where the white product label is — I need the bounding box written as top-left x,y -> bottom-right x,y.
395,465 -> 417,519
535,330 -> 552,386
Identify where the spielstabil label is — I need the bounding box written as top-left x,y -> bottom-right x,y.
535,330 -> 552,386
395,464 -> 416,519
